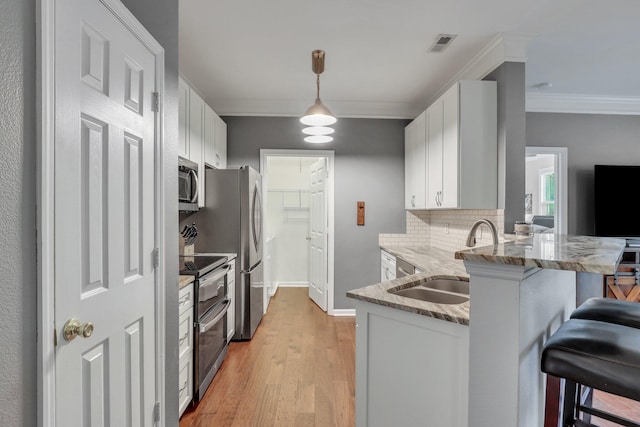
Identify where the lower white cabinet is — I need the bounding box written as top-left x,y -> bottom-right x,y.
355,300 -> 469,427
178,283 -> 194,418
227,256 -> 236,342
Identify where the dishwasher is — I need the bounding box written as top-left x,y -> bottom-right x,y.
395,257 -> 415,278
381,250 -> 397,281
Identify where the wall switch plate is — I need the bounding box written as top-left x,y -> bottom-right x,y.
357,201 -> 365,226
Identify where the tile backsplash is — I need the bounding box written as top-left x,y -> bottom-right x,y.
380,209 -> 504,252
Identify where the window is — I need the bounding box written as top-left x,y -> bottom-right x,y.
539,167 -> 555,216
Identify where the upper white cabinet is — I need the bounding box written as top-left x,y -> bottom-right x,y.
179,75 -> 228,207
178,77 -> 190,159
189,87 -> 205,207
404,111 -> 427,209
405,80 -> 497,210
204,105 -> 227,170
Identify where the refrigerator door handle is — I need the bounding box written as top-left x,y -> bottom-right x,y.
241,260 -> 262,275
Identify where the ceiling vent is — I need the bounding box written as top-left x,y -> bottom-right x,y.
429,34 -> 457,53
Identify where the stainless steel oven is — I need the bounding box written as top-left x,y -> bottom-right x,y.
179,254 -> 231,402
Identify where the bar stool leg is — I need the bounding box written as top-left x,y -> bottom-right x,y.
563,380 -> 578,427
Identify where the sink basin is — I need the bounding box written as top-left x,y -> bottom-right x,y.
388,278 -> 470,305
421,278 -> 469,294
391,287 -> 469,304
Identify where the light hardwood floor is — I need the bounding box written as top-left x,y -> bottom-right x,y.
179,287 -> 356,427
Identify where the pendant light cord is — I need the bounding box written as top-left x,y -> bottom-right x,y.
316,74 -> 321,99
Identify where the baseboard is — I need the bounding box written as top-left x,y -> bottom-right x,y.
276,282 -> 309,288
331,308 -> 356,317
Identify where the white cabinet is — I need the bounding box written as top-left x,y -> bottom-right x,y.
404,111 -> 427,209
405,80 -> 497,210
178,283 -> 194,418
178,77 -> 190,159
226,256 -> 236,342
380,250 -> 396,282
204,105 -> 227,170
188,88 -> 205,208
355,300 -> 469,427
426,80 -> 497,209
179,76 -> 228,207
214,113 -> 227,169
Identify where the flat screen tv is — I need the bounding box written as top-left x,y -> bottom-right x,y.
594,165 -> 640,243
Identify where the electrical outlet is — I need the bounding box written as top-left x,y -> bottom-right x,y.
445,223 -> 450,234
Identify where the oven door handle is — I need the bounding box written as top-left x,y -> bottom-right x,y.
199,264 -> 230,293
199,299 -> 231,334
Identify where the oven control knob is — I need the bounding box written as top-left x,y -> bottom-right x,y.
63,318 -> 95,341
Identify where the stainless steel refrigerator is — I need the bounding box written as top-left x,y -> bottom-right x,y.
190,166 -> 264,340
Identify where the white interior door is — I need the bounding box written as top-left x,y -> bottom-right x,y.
308,159 -> 328,311
54,0 -> 158,425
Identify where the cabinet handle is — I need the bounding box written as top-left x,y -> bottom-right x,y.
179,296 -> 190,307
179,379 -> 189,395
179,330 -> 189,346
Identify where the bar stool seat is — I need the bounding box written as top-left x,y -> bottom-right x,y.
571,297 -> 640,328
542,318 -> 640,426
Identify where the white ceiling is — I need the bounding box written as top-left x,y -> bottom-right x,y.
179,0 -> 640,119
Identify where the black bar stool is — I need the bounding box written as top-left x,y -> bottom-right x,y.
571,297 -> 640,328
541,318 -> 640,427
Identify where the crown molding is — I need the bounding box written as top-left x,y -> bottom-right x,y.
526,92 -> 640,115
212,98 -> 419,119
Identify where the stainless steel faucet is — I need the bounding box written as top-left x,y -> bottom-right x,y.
466,219 -> 499,247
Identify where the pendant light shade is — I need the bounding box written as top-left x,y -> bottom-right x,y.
300,50 -> 337,131
302,126 -> 335,136
304,135 -> 334,144
301,99 -> 337,126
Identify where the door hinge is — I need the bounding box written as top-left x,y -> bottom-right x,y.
153,401 -> 160,422
152,92 -> 159,112
153,247 -> 159,269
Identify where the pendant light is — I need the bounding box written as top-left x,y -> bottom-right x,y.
301,50 -> 337,129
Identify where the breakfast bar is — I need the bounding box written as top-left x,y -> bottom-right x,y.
348,234 -> 626,427
455,234 -> 626,427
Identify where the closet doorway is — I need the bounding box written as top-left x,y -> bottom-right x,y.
260,150 -> 335,314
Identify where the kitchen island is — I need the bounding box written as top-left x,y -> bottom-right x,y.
348,234 -> 626,427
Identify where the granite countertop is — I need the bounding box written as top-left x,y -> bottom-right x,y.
179,275 -> 195,290
455,234 -> 626,275
347,235 -> 626,326
347,245 -> 471,325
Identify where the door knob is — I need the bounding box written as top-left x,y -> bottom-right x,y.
63,318 -> 94,341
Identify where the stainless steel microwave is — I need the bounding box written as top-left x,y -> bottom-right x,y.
178,157 -> 199,212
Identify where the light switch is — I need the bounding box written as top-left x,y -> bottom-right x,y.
357,201 -> 365,226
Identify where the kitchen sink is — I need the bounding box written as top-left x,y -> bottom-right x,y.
388,278 -> 469,305
421,278 -> 469,294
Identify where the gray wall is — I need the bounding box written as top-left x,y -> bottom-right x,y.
0,0 -> 36,425
119,0 -> 180,424
484,62 -> 527,233
527,112 -> 640,235
0,0 -> 179,425
224,116 -> 407,309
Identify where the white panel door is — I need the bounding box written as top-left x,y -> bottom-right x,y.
54,0 -> 158,425
308,159 -> 328,311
